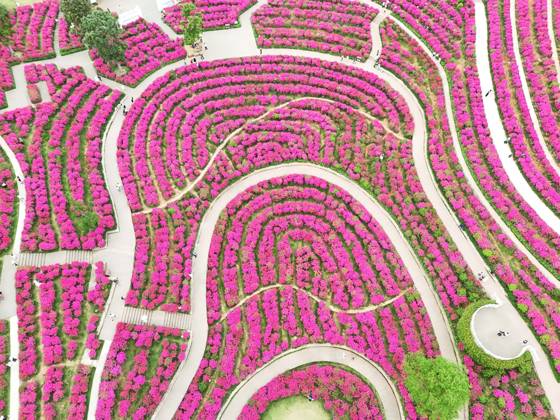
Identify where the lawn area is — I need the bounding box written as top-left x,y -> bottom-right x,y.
262,396 -> 332,420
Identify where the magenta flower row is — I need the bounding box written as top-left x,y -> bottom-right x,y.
163,0 -> 256,32
251,0 -> 377,59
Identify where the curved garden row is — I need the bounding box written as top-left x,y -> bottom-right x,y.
485,0 -> 560,218
176,179 -> 439,418
514,0 -> 560,166
251,0 -> 378,60
163,0 -> 257,32
240,362 -> 385,419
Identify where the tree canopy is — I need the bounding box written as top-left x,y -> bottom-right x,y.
60,0 -> 91,33
404,353 -> 470,420
0,4 -> 12,45
81,10 -> 125,64
181,3 -> 203,46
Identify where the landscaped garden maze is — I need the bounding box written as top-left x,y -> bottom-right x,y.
0,0 -> 558,418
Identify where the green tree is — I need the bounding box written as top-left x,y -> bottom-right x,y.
81,10 -> 125,64
404,354 -> 470,420
60,0 -> 91,33
0,4 -> 12,45
181,3 -> 203,46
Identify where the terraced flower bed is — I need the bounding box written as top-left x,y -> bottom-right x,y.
0,320 -> 9,419
96,323 -> 188,419
0,149 -> 17,259
241,363 -> 384,419
177,176 -> 439,418
486,0 -> 560,217
0,64 -> 121,251
251,0 -> 378,60
90,18 -> 186,87
163,0 -> 256,32
15,261 -> 110,418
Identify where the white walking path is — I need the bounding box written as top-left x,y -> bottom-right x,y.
218,344 -> 404,420
8,316 -> 19,420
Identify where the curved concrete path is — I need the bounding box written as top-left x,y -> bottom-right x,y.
153,162 -> 459,419
218,344 -> 404,419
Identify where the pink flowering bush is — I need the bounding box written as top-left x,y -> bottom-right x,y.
90,18 -> 186,87
240,363 -> 383,419
96,323 -> 188,419
252,0 -> 378,60
174,175 -> 438,418
10,0 -> 58,61
514,0 -> 560,166
0,321 -> 9,418
163,0 -> 255,32
58,17 -> 85,55
0,150 -> 16,254
0,64 -> 121,251
486,0 -> 560,218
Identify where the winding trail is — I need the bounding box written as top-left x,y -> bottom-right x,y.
218,344 -> 404,419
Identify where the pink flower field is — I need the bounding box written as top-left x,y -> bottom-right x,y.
0,0 -> 558,418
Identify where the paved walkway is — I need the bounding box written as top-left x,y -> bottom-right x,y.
218,344 -> 404,420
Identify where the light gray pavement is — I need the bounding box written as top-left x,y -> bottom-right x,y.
471,302 -> 532,360
219,344 -> 404,420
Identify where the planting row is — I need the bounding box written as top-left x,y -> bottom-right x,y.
0,321 -> 8,419
207,175 -> 414,324
486,0 -> 560,218
514,0 -> 560,166
117,55 -> 412,210
163,0 -> 256,32
379,17 -> 560,378
240,363 -> 384,419
16,261 -> 110,418
0,149 -> 17,257
125,197 -> 207,313
96,323 -> 188,420
90,18 -> 186,87
0,64 -> 121,251
251,0 -> 378,60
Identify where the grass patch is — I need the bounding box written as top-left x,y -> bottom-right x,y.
262,395 -> 331,420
